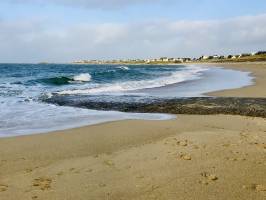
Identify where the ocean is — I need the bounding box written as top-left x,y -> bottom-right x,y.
0,63 -> 253,137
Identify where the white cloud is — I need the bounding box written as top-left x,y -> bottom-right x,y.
0,14 -> 266,62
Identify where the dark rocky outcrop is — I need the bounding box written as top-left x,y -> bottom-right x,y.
43,95 -> 266,118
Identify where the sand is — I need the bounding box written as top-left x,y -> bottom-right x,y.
0,63 -> 266,200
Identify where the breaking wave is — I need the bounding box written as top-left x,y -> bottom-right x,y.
116,66 -> 129,70
73,73 -> 92,82
57,66 -> 208,95
38,73 -> 92,85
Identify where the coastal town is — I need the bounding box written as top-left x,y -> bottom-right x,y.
73,51 -> 266,64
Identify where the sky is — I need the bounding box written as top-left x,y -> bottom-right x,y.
0,0 -> 266,63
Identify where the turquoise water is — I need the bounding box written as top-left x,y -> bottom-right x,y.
0,63 -> 253,137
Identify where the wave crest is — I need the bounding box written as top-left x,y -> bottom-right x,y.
41,76 -> 72,85
38,73 -> 91,85
57,66 -> 208,95
73,73 -> 92,82
116,66 -> 129,70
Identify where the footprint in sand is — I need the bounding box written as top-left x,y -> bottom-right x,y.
56,171 -> 64,176
68,168 -> 80,174
25,168 -> 33,173
255,185 -> 266,192
69,168 -> 75,171
86,169 -> 93,173
177,140 -> 188,147
256,143 -> 266,150
242,184 -> 257,190
103,160 -> 114,167
193,145 -> 200,149
226,157 -> 246,162
0,184 -> 8,192
199,172 -> 218,185
243,184 -> 266,192
32,177 -> 52,191
222,143 -> 231,147
178,153 -> 192,161
99,183 -> 106,188
136,175 -> 145,179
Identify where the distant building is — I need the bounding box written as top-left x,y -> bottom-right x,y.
145,59 -> 151,63
231,55 -> 240,59
183,58 -> 191,62
175,58 -> 184,62
201,55 -> 209,60
160,57 -> 169,62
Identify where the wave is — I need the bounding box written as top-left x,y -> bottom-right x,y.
57,66 -> 208,95
39,73 -> 91,85
41,76 -> 73,85
116,66 -> 129,70
73,73 -> 91,82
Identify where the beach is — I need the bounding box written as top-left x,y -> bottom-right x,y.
206,62 -> 266,97
0,63 -> 266,200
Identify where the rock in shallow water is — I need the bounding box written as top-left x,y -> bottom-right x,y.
43,96 -> 266,118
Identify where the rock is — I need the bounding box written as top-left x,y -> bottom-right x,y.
44,96 -> 266,118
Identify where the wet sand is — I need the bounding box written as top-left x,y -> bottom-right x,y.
206,62 -> 266,97
0,62 -> 266,200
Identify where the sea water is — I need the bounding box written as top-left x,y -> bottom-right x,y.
0,64 -> 253,137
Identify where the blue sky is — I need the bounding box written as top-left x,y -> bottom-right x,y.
2,1 -> 266,22
0,0 -> 266,62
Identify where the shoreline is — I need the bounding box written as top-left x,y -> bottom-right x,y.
203,62 -> 266,97
0,62 -> 266,200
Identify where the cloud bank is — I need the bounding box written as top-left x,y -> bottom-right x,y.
0,14 -> 266,62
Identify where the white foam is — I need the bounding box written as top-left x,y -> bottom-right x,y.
117,66 -> 129,70
73,73 -> 91,82
0,101 -> 174,137
58,66 -> 208,95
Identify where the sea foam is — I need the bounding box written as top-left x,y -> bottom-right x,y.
73,73 -> 92,82
116,66 -> 129,70
58,66 -> 208,95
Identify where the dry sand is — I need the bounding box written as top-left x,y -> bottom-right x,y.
0,63 -> 265,200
